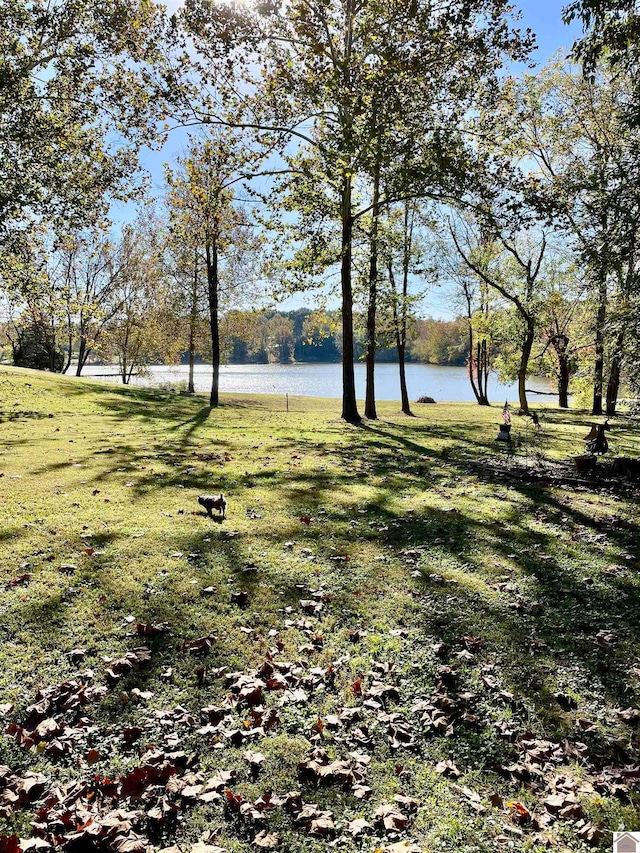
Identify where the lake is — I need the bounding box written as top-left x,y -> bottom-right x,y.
82,362 -> 557,404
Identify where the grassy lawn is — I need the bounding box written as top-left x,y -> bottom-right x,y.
0,364 -> 639,853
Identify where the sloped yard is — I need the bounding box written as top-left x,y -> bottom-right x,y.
0,366 -> 639,852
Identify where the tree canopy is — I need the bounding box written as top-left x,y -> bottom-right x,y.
1,0 -> 639,417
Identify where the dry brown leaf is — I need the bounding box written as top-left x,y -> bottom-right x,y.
253,831 -> 280,849
435,760 -> 461,778
347,818 -> 372,836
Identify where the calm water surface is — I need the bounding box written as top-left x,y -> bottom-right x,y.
82,362 -> 555,404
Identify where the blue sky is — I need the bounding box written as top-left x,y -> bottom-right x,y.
126,0 -> 584,317
520,0 -> 583,62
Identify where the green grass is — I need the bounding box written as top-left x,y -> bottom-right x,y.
0,364 -> 639,852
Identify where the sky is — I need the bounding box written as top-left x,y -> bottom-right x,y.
125,0 -> 585,319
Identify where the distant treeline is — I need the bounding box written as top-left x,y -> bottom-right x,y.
0,308 -> 469,370
215,309 -> 469,366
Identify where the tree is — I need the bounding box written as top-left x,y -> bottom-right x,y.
450,219 -> 547,414
10,321 -> 64,372
363,150 -> 382,420
55,229 -> 145,376
161,237 -> 210,393
564,0 -> 640,123
301,310 -> 342,363
381,201 -> 428,416
460,278 -> 493,407
184,249 -> 203,394
0,228 -> 68,373
165,132 -> 262,407
182,0 -> 533,422
0,0 -> 185,240
501,62 -> 640,414
103,225 -> 181,384
563,2 -> 640,408
412,317 -> 470,367
534,267 -> 590,409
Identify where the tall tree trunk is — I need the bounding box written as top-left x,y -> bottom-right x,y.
339,0 -> 359,424
364,159 -> 380,420
558,352 -> 570,409
467,329 -> 481,404
188,249 -> 198,394
48,321 -> 57,372
77,340 -> 93,376
606,331 -> 624,415
63,318 -> 73,374
397,342 -> 411,414
121,327 -> 129,384
206,241 -> 220,408
76,337 -> 86,377
388,265 -> 413,416
397,202 -> 413,416
463,282 -> 489,405
364,293 -> 377,419
125,355 -> 136,385
592,273 -> 607,415
518,322 -> 535,415
63,344 -> 72,374
481,339 -> 489,405
480,286 -> 490,406
470,340 -> 490,406
340,175 -> 360,423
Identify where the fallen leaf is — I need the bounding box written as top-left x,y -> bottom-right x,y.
347,818 -> 372,836
374,803 -> 410,832
435,760 -> 461,777
253,831 -> 280,849
507,801 -> 531,823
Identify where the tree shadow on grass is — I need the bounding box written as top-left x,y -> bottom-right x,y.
0,526 -> 26,546
4,388 -> 639,782
0,411 -> 52,423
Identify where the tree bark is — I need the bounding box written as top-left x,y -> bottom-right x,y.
63,320 -> 73,374
76,337 -> 86,377
558,352 -> 570,409
592,273 -> 607,415
338,0 -> 359,424
469,341 -> 490,406
121,326 -> 129,384
188,249 -> 198,394
398,342 -> 411,414
340,175 -> 360,423
518,322 -> 535,414
206,240 -> 220,408
47,321 -> 57,373
398,202 -> 414,416
364,158 -> 380,420
463,282 -> 489,406
467,327 -> 480,404
479,339 -> 489,405
78,340 -> 93,376
606,331 -> 624,415
364,304 -> 377,418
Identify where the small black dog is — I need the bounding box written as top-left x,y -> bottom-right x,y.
198,493 -> 227,519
